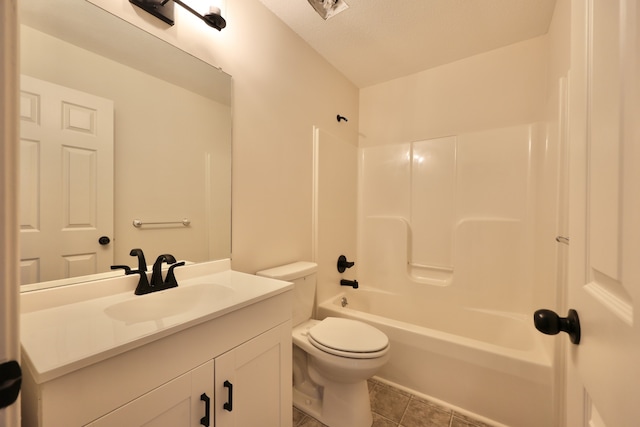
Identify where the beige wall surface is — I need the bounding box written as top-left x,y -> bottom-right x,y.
88,0 -> 360,274
220,0 -> 359,273
531,0 -> 571,393
84,0 -> 556,281
533,0 -> 572,313
359,35 -> 549,147
313,128 -> 358,305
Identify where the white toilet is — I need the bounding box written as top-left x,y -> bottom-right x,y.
257,262 -> 389,427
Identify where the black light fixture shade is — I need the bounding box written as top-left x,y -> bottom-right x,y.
202,11 -> 226,30
130,0 -> 226,30
174,0 -> 226,30
130,0 -> 175,25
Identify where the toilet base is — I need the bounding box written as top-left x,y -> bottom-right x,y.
293,379 -> 372,427
293,387 -> 323,420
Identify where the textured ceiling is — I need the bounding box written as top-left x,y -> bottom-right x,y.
257,0 -> 557,88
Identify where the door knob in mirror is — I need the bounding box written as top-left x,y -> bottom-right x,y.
533,309 -> 581,345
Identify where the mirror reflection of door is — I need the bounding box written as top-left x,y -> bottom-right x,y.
19,75 -> 114,285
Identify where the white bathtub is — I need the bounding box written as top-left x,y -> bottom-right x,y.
317,289 -> 554,427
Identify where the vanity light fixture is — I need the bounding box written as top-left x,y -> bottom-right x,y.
130,0 -> 226,31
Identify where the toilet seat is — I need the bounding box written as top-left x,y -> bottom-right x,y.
307,317 -> 389,359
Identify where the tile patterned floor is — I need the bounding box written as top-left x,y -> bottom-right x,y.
292,379 -> 494,427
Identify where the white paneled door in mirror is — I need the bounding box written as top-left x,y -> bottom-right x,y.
19,75 -> 114,285
566,0 -> 640,426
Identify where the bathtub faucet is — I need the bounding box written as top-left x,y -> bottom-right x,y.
340,279 -> 358,289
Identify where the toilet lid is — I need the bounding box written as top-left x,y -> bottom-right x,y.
308,317 -> 389,355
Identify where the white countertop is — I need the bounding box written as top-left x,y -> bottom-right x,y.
20,260 -> 292,383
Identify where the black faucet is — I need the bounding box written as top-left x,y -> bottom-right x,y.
111,248 -> 153,295
111,249 -> 185,295
150,254 -> 186,292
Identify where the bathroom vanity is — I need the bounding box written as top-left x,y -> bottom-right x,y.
20,260 -> 293,427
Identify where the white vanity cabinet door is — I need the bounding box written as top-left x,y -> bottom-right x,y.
214,322 -> 292,427
85,360 -> 214,427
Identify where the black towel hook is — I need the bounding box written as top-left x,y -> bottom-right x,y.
337,114 -> 348,122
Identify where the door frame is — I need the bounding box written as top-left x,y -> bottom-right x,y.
0,0 -> 22,425
565,1 -> 589,424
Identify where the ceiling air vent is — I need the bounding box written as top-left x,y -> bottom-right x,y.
307,0 -> 349,20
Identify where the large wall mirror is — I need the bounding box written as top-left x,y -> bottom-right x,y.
19,0 -> 232,290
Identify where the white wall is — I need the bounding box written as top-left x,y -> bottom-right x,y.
221,0 -> 359,273
535,1 -> 571,422
313,128 -> 358,305
88,0 -> 360,275
533,0 -> 571,316
359,35 -> 548,147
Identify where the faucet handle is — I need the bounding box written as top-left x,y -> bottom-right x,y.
111,265 -> 133,275
165,261 -> 186,288
112,263 -> 153,295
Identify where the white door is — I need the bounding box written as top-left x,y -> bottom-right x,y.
565,0 -> 640,425
19,75 -> 114,284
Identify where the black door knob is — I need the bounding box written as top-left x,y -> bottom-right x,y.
98,236 -> 111,245
533,309 -> 581,345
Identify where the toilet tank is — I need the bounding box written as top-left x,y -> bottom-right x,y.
256,262 -> 318,326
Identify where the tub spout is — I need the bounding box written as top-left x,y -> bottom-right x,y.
340,279 -> 358,289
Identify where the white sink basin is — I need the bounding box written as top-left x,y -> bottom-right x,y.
21,260 -> 294,383
105,283 -> 234,324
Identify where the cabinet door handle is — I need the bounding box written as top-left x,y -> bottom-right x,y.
223,380 -> 233,412
200,393 -> 210,426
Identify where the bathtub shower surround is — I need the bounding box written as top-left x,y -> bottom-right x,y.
358,124 -> 540,310
339,123 -> 555,426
